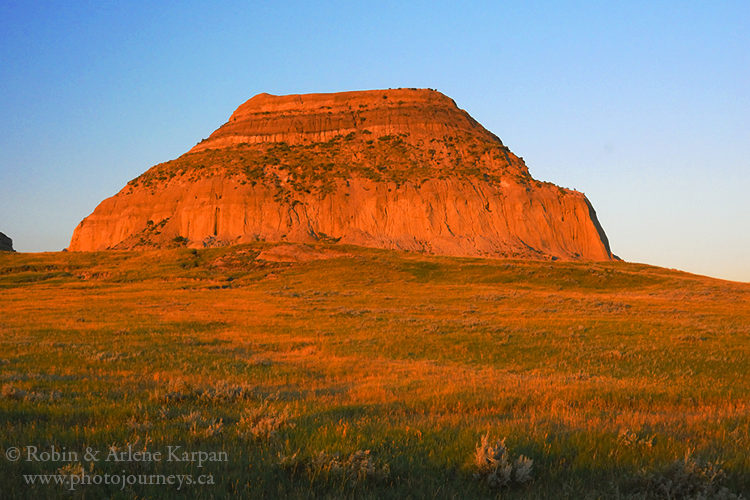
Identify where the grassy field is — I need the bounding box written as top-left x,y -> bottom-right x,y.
0,243 -> 748,498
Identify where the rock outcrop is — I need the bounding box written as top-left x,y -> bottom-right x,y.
69,88 -> 613,261
0,232 -> 14,252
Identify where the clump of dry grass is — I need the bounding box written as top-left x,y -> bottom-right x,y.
1,383 -> 61,402
236,401 -> 294,440
180,410 -> 224,437
1,384 -> 25,400
150,379 -> 255,403
198,380 -> 255,402
618,428 -> 655,448
279,449 -> 389,486
312,450 -> 389,485
126,414 -> 153,432
180,410 -> 202,425
88,350 -> 123,362
189,418 -> 223,438
629,454 -> 742,499
201,419 -> 224,438
57,462 -> 85,478
473,433 -> 533,489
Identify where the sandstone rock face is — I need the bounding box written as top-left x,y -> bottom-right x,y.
0,232 -> 14,252
69,89 -> 613,261
189,89 -> 500,152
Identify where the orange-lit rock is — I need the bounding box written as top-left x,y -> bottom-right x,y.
69,89 -> 613,260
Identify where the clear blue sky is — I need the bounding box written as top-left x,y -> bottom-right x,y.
1,1 -> 748,281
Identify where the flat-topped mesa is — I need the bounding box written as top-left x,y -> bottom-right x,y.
190,88 -> 501,152
69,88 -> 614,261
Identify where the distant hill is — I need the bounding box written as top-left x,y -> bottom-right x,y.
0,232 -> 14,252
69,89 -> 612,260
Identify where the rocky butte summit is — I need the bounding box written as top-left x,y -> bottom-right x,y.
69,88 -> 613,260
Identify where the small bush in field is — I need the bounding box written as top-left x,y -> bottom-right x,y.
190,418 -> 223,438
180,410 -> 224,438
1,384 -> 61,402
473,433 -> 533,489
236,401 -> 294,440
279,449 -> 389,487
57,462 -> 85,478
1,384 -> 25,400
629,454 -> 742,499
618,428 -> 656,448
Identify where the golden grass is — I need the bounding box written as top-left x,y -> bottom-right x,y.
0,243 -> 748,498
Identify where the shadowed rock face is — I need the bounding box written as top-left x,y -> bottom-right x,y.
69,88 -> 613,260
0,232 -> 14,252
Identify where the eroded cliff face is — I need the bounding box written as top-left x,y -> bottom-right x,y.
189,89 -> 500,152
69,88 -> 613,260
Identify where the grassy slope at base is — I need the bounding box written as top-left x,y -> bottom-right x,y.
0,244 -> 748,498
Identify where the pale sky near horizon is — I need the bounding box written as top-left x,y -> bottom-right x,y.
1,1 -> 748,282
